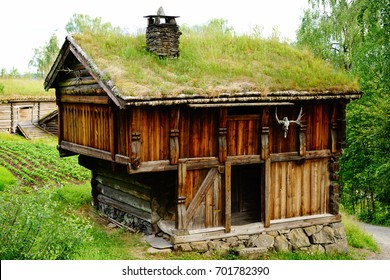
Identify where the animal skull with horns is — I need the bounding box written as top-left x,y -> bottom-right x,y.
275,107 -> 304,138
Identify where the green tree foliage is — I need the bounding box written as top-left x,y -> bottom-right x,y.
29,34 -> 60,78
297,0 -> 390,224
65,13 -> 123,35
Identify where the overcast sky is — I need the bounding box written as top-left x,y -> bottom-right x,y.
0,0 -> 309,74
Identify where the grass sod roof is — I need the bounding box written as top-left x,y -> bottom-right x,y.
0,78 -> 55,102
53,26 -> 360,103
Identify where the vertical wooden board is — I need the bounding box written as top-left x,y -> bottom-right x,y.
287,161 -> 293,218
253,119 -> 259,155
213,174 -> 222,226
305,105 -> 313,151
190,110 -> 200,157
264,158 -> 271,227
316,105 -> 323,150
311,160 -> 319,214
322,104 -> 330,150
295,163 -> 302,217
273,163 -> 280,219
302,160 -> 311,216
320,159 -> 326,214
280,162 -> 287,219
205,185 -> 213,228
200,112 -> 209,157
227,120 -> 237,156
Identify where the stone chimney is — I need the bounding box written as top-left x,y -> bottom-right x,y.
144,7 -> 181,57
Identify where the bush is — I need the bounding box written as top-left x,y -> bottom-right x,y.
0,189 -> 93,259
0,83 -> 4,93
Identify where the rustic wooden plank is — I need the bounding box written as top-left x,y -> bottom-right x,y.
287,161 -> 293,218
302,160 -> 311,216
264,157 -> 271,227
295,163 -> 302,217
96,184 -> 151,213
227,155 -> 263,165
205,185 -> 213,228
280,162 -> 287,219
225,160 -> 232,232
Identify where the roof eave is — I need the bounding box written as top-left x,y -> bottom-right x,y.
122,90 -> 362,106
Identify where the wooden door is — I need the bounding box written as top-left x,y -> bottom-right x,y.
177,160 -> 224,233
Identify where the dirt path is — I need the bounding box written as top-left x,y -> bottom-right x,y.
358,222 -> 390,260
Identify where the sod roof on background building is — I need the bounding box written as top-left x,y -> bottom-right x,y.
0,78 -> 54,102
45,26 -> 361,106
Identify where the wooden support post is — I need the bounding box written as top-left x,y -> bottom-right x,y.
330,103 -> 338,154
177,161 -> 188,234
130,108 -> 141,170
170,107 -> 180,164
224,160 -> 231,233
218,108 -> 228,163
131,132 -> 141,169
261,108 -> 271,227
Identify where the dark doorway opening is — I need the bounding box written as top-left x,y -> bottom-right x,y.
231,164 -> 262,226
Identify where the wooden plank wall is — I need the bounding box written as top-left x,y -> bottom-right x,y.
179,108 -> 218,158
62,103 -> 112,152
227,115 -> 260,156
269,158 -> 330,220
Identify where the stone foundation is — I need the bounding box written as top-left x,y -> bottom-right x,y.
99,203 -> 153,235
173,222 -> 348,255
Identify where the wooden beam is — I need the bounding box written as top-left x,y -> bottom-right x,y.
225,160 -> 231,233
177,161 -> 188,234
188,102 -> 295,108
60,140 -> 112,161
264,158 -> 271,227
61,94 -> 110,104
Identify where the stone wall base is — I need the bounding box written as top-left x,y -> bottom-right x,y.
173,222 -> 348,256
99,203 -> 153,235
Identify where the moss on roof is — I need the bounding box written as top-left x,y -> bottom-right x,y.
72,26 -> 359,98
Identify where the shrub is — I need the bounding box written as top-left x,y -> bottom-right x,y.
0,189 -> 92,259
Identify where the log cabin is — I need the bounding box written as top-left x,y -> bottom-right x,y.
44,10 -> 361,253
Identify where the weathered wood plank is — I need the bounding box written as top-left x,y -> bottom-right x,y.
264,158 -> 271,227
225,160 -> 232,232
96,184 -> 151,213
